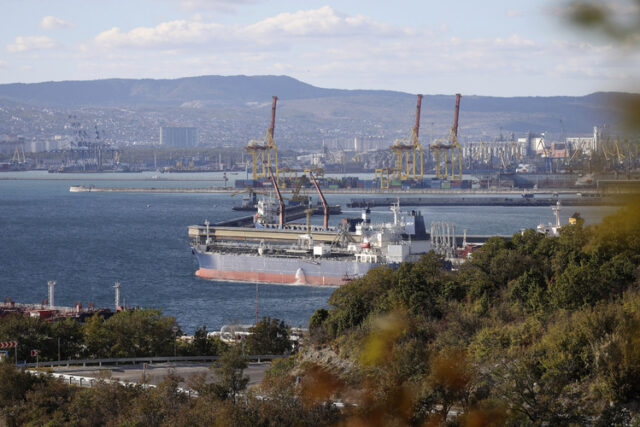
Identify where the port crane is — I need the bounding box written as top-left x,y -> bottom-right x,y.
309,171 -> 329,230
391,94 -> 424,180
10,143 -> 26,164
246,96 -> 279,181
430,93 -> 463,180
268,167 -> 286,228
374,167 -> 394,189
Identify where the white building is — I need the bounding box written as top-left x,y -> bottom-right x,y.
160,127 -> 198,147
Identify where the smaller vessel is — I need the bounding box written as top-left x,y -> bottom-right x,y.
232,191 -> 258,211
536,201 -> 563,236
69,185 -> 94,192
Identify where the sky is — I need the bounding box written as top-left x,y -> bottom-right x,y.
1,0 -> 638,96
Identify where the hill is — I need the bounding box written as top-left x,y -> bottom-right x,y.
0,75 -> 635,145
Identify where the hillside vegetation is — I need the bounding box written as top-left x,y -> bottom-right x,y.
305,198 -> 640,425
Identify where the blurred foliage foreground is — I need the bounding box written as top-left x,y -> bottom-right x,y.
1,199 -> 640,426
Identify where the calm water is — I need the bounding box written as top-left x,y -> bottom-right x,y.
0,172 -> 615,333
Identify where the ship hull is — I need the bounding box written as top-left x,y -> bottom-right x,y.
194,251 -> 379,286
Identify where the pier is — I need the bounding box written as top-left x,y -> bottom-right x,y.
69,185 -> 606,196
347,196 -> 619,208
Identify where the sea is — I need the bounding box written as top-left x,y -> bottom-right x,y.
0,171 -> 616,333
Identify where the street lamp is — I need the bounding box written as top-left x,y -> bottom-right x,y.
172,326 -> 178,358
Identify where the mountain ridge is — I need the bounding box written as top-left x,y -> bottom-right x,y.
0,75 -> 635,140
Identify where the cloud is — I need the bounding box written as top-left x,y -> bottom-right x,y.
95,21 -> 226,48
81,6 -> 633,95
245,6 -> 394,37
506,9 -> 523,17
94,6 -> 400,50
6,36 -> 56,53
40,16 -> 72,30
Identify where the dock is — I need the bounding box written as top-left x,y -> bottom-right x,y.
347,196 -> 619,208
69,185 -> 606,196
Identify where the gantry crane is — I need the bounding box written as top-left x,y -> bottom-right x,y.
10,143 -> 26,164
391,94 -> 424,180
375,167 -> 394,189
246,96 -> 279,181
430,93 -> 463,179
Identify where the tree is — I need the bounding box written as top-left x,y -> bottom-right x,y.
212,346 -> 249,403
0,314 -> 52,361
244,317 -> 290,355
82,309 -> 176,358
393,252 -> 446,318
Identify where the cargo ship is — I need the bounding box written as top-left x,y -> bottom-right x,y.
189,204 -> 430,286
188,170 -> 431,286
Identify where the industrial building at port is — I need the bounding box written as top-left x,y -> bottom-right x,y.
1,90 -> 637,186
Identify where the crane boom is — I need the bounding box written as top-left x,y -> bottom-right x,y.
413,94 -> 423,142
268,96 -> 278,143
309,172 -> 329,230
269,167 -> 285,228
452,93 -> 461,139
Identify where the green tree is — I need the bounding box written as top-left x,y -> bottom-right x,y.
393,251 -> 445,318
82,309 -> 176,358
325,266 -> 397,338
50,318 -> 84,360
0,314 -> 52,362
244,317 -> 290,355
212,346 -> 249,403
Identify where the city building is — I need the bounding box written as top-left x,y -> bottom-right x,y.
160,127 -> 198,147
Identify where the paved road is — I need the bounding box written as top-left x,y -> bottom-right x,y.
51,361 -> 270,388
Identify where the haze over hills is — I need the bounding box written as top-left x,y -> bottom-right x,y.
0,75 -> 634,148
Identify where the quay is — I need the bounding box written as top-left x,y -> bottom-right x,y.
69,185 -> 602,196
347,196 -> 620,208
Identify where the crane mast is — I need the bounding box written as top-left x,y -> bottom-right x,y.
412,94 -> 423,179
390,94 -> 424,183
246,96 -> 279,181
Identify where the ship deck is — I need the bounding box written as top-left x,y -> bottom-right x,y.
188,224 -> 363,244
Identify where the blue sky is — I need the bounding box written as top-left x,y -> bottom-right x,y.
1,0 -> 638,96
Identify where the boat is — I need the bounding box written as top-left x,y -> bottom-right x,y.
69,185 -> 94,192
188,170 -> 430,286
189,204 -> 430,286
232,192 -> 258,211
536,201 -> 563,236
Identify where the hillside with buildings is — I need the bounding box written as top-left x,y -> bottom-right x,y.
0,76 -> 637,175
0,76 -> 633,147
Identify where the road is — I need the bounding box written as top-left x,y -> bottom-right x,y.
50,361 -> 270,388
